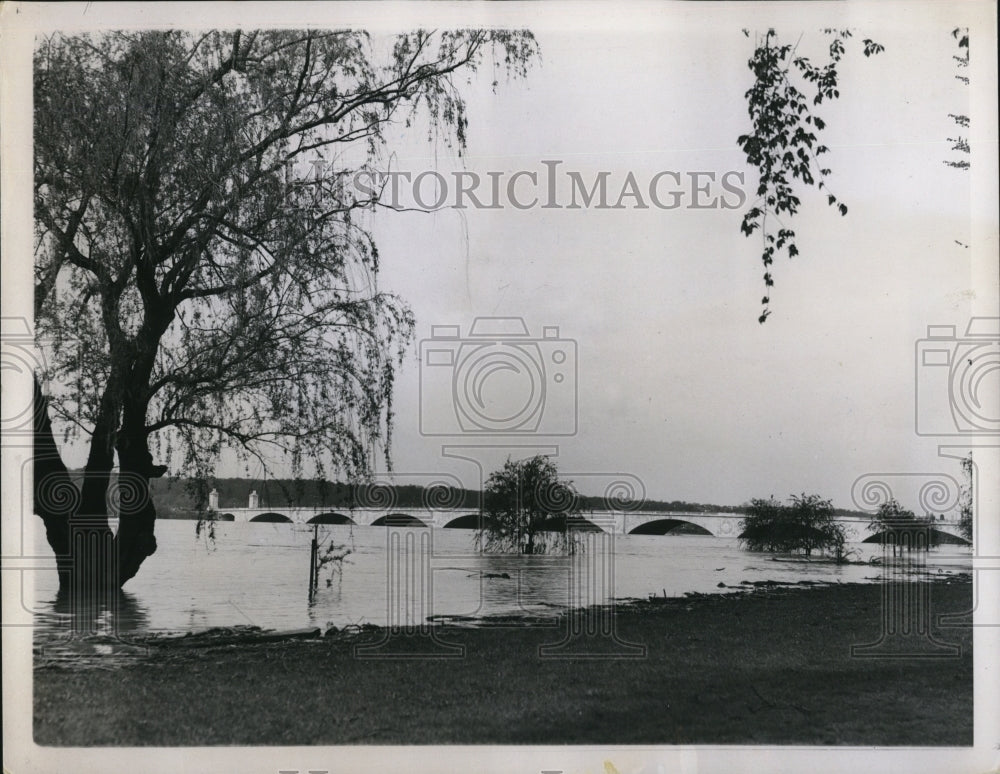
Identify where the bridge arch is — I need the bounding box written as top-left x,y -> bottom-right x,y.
928,529 -> 970,546
862,528 -> 970,547
629,518 -> 714,536
539,515 -> 604,533
371,513 -> 429,527
215,513 -> 235,522
443,514 -> 482,529
307,512 -> 356,525
250,512 -> 292,523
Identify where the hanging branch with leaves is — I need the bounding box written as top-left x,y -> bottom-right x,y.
738,29 -> 884,323
945,27 -> 970,170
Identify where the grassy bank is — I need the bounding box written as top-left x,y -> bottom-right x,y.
34,577 -> 972,746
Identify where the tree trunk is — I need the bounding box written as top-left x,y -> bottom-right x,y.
113,403 -> 162,586
32,374 -> 72,589
110,308 -> 173,586
73,409 -> 118,591
112,455 -> 159,587
34,373 -> 116,613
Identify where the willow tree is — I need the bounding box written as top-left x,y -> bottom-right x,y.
867,498 -> 936,555
739,493 -> 846,558
479,456 -> 580,555
33,29 -> 538,590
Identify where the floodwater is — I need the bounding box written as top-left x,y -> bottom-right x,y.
28,519 -> 971,639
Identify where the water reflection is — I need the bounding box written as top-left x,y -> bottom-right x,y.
30,520 -> 971,644
40,585 -> 150,637
35,587 -> 152,664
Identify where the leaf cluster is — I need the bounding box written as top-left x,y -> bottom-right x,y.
945,27 -> 970,170
737,30 -> 882,323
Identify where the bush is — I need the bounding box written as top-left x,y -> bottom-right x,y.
868,498 -> 936,554
740,493 -> 846,558
479,455 -> 579,554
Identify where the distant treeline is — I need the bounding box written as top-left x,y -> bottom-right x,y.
155,477 -> 752,516
62,474 -> 872,520
140,477 -> 870,520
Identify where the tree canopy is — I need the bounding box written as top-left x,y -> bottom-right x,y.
739,493 -> 846,558
479,455 -> 580,554
33,28 -> 538,587
867,498 -> 936,553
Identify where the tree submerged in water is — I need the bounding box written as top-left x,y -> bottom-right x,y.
867,498 -> 938,556
33,28 -> 540,592
739,493 -> 847,559
477,455 -> 581,555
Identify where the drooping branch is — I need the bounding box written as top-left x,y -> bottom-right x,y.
738,29 -> 883,323
34,28 -> 539,539
945,27 -> 970,170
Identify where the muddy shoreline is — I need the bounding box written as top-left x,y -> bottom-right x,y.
34,576 -> 973,746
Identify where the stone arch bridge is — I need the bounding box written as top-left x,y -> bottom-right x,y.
210,493 -> 968,543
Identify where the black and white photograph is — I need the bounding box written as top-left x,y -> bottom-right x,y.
1,2 -> 998,773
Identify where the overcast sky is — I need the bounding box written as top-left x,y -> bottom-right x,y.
5,3 -> 994,513
358,17 -> 980,510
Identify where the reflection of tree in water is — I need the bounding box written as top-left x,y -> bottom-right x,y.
47,586 -> 151,642
475,553 -> 573,612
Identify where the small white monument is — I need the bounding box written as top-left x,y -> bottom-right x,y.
248,490 -> 259,509
209,489 -> 219,510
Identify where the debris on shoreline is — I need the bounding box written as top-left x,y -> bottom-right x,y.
139,625 -> 323,650
34,578 -> 973,747
33,574 -> 973,668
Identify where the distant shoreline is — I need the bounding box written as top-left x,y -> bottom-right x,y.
126,475 -> 875,520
